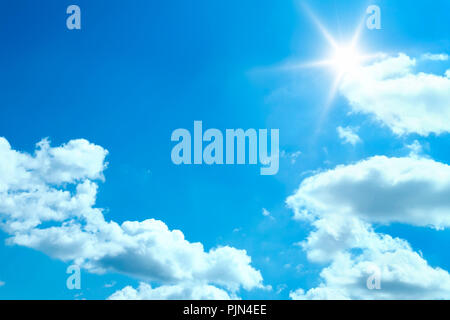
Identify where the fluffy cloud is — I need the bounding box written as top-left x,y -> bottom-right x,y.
337,126 -> 361,145
0,138 -> 106,234
0,137 -> 264,297
0,281 -> 4,287
287,155 -> 450,229
109,282 -> 236,300
290,217 -> 450,299
339,53 -> 450,136
288,155 -> 450,299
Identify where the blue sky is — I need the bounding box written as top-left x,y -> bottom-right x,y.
1,0 -> 450,299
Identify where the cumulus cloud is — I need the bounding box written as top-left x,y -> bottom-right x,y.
287,155 -> 450,299
287,155 -> 450,229
290,217 -> 450,299
0,137 -> 264,298
339,53 -> 450,136
109,282 -> 236,300
337,126 -> 361,145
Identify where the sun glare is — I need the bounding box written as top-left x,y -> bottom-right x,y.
330,45 -> 362,74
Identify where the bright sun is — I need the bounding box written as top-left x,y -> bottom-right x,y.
330,45 -> 362,74
280,3 -> 379,135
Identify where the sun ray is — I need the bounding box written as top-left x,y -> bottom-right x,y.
275,59 -> 334,71
301,3 -> 339,49
289,4 -> 377,141
262,4 -> 381,142
350,14 -> 366,49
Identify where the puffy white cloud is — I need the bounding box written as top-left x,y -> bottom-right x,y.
0,138 -> 106,234
0,281 -> 4,287
290,219 -> 450,300
337,126 -> 361,145
109,282 -> 236,300
299,215 -> 373,263
288,155 -> 450,299
287,155 -> 450,229
0,137 -> 264,296
339,53 -> 450,136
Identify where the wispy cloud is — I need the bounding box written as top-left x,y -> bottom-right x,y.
337,126 -> 361,145
262,208 -> 275,221
421,53 -> 449,61
281,150 -> 302,164
104,281 -> 116,288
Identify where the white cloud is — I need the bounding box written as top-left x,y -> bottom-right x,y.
104,281 -> 116,288
0,281 -> 4,287
421,53 -> 449,61
276,284 -> 287,294
339,53 -> 450,136
281,150 -> 302,164
405,140 -> 425,158
290,287 -> 348,300
287,155 -> 450,229
0,137 -> 264,297
337,126 -> 361,145
262,208 -> 275,221
290,217 -> 450,299
288,155 -> 450,299
109,282 -> 236,300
